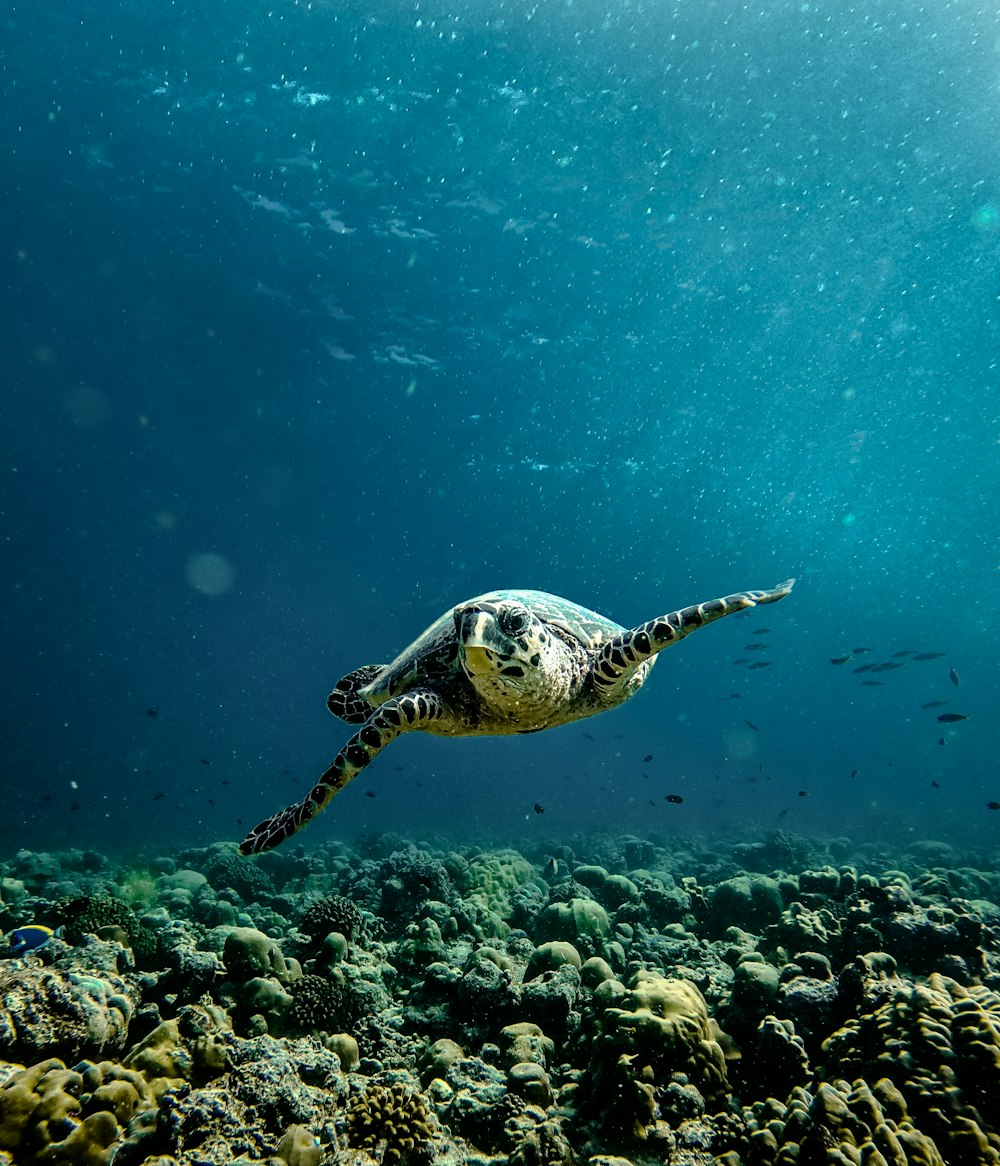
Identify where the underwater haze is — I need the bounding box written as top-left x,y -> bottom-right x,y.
2,0 -> 998,859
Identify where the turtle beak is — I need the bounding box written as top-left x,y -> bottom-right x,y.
458,609 -> 503,676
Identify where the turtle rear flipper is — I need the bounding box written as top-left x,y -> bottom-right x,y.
592,579 -> 795,701
239,687 -> 449,855
327,664 -> 386,723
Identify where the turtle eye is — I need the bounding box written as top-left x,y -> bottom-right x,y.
500,608 -> 529,635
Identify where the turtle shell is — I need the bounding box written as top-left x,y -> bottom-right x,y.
358,589 -> 626,705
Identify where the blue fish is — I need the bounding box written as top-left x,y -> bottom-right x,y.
9,925 -> 54,955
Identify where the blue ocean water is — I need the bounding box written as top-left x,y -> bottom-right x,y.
2,0 -> 997,859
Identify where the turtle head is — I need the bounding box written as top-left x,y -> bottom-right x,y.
454,598 -> 546,691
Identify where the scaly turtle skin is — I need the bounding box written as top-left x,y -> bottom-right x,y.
239,578 -> 794,854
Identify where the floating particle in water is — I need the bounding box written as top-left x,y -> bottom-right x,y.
185,551 -> 236,596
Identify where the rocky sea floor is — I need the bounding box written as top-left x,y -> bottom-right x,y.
2,829 -> 1000,1165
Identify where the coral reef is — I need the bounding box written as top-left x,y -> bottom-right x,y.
2,830 -> 1000,1164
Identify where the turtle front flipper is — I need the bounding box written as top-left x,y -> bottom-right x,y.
593,579 -> 795,701
239,688 -> 449,855
327,664 -> 387,724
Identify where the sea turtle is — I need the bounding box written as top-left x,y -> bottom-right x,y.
239,578 -> 794,855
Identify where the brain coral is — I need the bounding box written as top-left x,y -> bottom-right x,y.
820,971 -> 1000,1162
0,964 -> 135,1063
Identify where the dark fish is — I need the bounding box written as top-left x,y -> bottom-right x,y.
643,754 -> 654,763
146,708 -> 158,717
69,803 -> 80,812
938,738 -> 946,746
533,803 -> 544,814
831,656 -> 852,665
754,628 -> 772,635
749,661 -> 774,670
665,793 -> 684,804
913,652 -> 944,661
220,779 -> 229,786
922,701 -> 948,709
545,857 -> 558,877
988,802 -> 1000,811
851,770 -> 859,779
152,792 -> 164,801
949,668 -> 961,687
852,647 -> 873,654
853,663 -> 874,674
931,780 -> 940,788
798,790 -> 808,797
777,807 -> 790,819
745,643 -> 770,651
200,758 -> 211,765
745,720 -> 760,732
731,658 -> 750,665
893,650 -> 916,658
861,681 -> 884,686
872,662 -> 903,672
583,733 -> 595,741
937,713 -> 969,723
364,790 -> 376,798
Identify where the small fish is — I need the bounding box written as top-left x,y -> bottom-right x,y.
200,758 -> 211,765
152,792 -> 164,801
777,807 -> 789,819
988,801 -> 1000,811
852,647 -> 873,654
731,658 -> 750,665
146,708 -> 158,717
753,628 -> 772,635
872,662 -> 903,672
852,663 -> 874,674
861,681 -> 884,686
914,652 -> 944,661
922,701 -> 948,709
665,793 -> 684,804
748,661 -> 774,670
533,803 -> 544,814
745,643 -> 770,651
831,656 -> 853,665
643,754 -> 654,763
937,713 -> 969,723
949,668 -> 961,687
851,770 -> 859,779
931,780 -> 940,788
9,925 -> 54,955
938,738 -> 946,746
744,720 -> 760,732
798,790 -> 808,797
220,779 -> 229,786
893,650 -> 916,658
544,857 -> 558,878
364,790 -> 376,798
